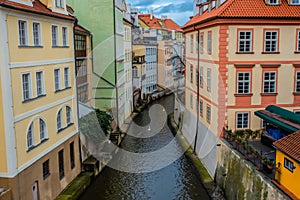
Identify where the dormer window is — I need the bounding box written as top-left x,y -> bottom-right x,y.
292,0 -> 300,5
55,0 -> 64,8
269,0 -> 279,4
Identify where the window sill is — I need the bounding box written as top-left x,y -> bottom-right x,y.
293,92 -> 300,96
22,94 -> 46,103
57,123 -> 74,133
236,52 -> 254,54
27,138 -> 49,152
18,45 -> 44,48
260,93 -> 278,96
234,93 -> 253,97
261,52 -> 280,54
55,87 -> 71,93
52,46 -> 69,48
294,51 -> 300,54
43,173 -> 51,180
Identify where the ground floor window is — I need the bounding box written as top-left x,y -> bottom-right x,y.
236,112 -> 249,129
284,158 -> 295,172
42,160 -> 50,179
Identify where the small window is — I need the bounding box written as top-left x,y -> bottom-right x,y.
236,112 -> 249,129
269,0 -> 279,4
18,20 -> 27,46
62,27 -> 68,46
199,67 -> 203,87
52,25 -> 58,46
297,30 -> 300,52
295,71 -> 300,93
33,22 -> 41,46
190,94 -> 193,109
64,67 -> 70,88
55,0 -> 64,8
57,109 -> 62,131
190,65 -> 193,83
66,106 -> 72,125
22,73 -> 31,101
40,119 -> 47,141
207,69 -> 211,91
36,71 -> 44,97
284,158 -> 295,172
237,72 -> 250,94
196,70 -> 199,86
27,123 -> 34,149
42,160 -> 50,179
292,0 -> 300,5
199,34 -> 204,53
206,104 -> 211,123
58,150 -> 64,179
207,31 -> 212,53
263,72 -> 276,93
70,142 -> 75,169
264,31 -> 278,52
190,35 -> 194,54
199,100 -> 203,116
54,69 -> 61,91
238,31 -> 252,52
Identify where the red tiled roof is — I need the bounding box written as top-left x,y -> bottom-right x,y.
138,14 -> 162,29
164,18 -> 183,32
183,0 -> 300,28
75,24 -> 90,34
273,131 -> 300,163
0,0 -> 74,21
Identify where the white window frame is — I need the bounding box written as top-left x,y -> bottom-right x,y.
237,72 -> 250,94
39,118 -> 48,141
62,27 -> 68,46
66,106 -> 72,125
284,158 -> 295,172
207,69 -> 211,91
236,112 -> 249,129
54,68 -> 61,91
206,104 -> 211,123
55,0 -> 64,8
199,67 -> 203,87
64,67 -> 70,88
18,20 -> 28,46
190,93 -> 193,109
199,34 -> 204,53
57,109 -> 62,131
295,71 -> 300,93
263,72 -> 276,93
264,31 -> 278,52
292,0 -> 300,5
207,32 -> 212,53
238,31 -> 252,52
297,30 -> 300,52
27,123 -> 34,149
190,35 -> 194,54
190,65 -> 193,83
52,25 -> 59,46
22,72 -> 32,101
33,22 -> 41,46
36,70 -> 45,97
269,0 -> 279,4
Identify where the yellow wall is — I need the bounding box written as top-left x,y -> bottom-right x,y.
0,75 -> 8,173
276,150 -> 300,199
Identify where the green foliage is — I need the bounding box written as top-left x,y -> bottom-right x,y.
95,109 -> 113,136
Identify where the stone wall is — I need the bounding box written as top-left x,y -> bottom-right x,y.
216,139 -> 290,200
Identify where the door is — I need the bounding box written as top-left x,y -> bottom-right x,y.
32,181 -> 39,200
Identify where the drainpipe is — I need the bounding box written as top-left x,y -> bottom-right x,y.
193,26 -> 200,154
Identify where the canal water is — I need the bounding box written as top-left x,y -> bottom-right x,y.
80,95 -> 210,200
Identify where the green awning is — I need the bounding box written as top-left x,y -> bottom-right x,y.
254,110 -> 299,133
266,105 -> 300,124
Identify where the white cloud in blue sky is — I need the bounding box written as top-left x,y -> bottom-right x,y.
127,0 -> 194,26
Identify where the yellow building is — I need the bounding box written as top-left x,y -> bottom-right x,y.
273,132 -> 300,200
0,0 -> 80,199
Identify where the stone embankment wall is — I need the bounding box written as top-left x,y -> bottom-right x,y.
216,139 -> 290,200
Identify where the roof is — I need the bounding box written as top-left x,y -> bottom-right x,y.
183,0 -> 300,29
0,0 -> 74,21
138,14 -> 162,29
164,19 -> 183,32
75,24 -> 90,34
273,131 -> 300,163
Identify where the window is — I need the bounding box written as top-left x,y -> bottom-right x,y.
36,71 -> 44,97
199,33 -> 204,53
58,150 -> 64,179
284,158 -> 295,172
22,73 -> 31,101
207,69 -> 211,91
40,119 -> 47,141
75,34 -> 87,57
263,72 -> 276,93
27,123 -> 34,149
54,69 -> 61,91
18,20 -> 27,46
196,70 -> 199,85
190,65 -> 193,83
57,109 -> 62,131
206,105 -> 211,123
236,112 -> 249,129
43,160 -> 50,179
33,22 -> 41,46
78,85 -> 88,103
199,100 -> 203,116
207,31 -> 212,53
190,35 -> 194,53
55,0 -> 64,8
238,31 -> 252,52
132,67 -> 138,77
237,72 -> 250,94
66,106 -> 72,125
190,94 -> 193,109
264,31 -> 278,52
199,67 -> 203,87
64,67 -> 70,88
70,142 -> 75,169
295,71 -> 300,93
62,27 -> 68,46
52,25 -> 58,46
292,0 -> 300,5
297,30 -> 300,52
269,0 -> 278,4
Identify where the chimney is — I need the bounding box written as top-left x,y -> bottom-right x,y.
150,10 -> 153,20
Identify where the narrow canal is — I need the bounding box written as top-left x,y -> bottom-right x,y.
80,95 -> 210,200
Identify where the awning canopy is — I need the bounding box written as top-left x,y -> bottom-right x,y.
255,107 -> 300,133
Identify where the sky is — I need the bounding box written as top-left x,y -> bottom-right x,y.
126,0 -> 194,26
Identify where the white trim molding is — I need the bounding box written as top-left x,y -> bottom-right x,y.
10,58 -> 74,68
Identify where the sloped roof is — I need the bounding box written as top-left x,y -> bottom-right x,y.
138,14 -> 162,29
164,18 -> 183,32
0,0 -> 74,20
75,24 -> 90,34
183,0 -> 300,28
273,131 -> 300,163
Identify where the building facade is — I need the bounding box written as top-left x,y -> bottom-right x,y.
0,0 -> 81,199
182,0 -> 300,177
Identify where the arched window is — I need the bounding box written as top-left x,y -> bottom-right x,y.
66,106 -> 72,125
27,123 -> 34,149
57,109 -> 62,131
39,119 -> 47,141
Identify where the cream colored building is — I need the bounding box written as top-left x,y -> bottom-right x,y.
0,0 -> 80,199
182,0 -> 300,177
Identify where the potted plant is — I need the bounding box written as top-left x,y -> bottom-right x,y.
253,150 -> 260,158
236,137 -> 242,145
247,145 -> 253,154
241,140 -> 246,149
261,156 -> 268,166
267,159 -> 275,170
